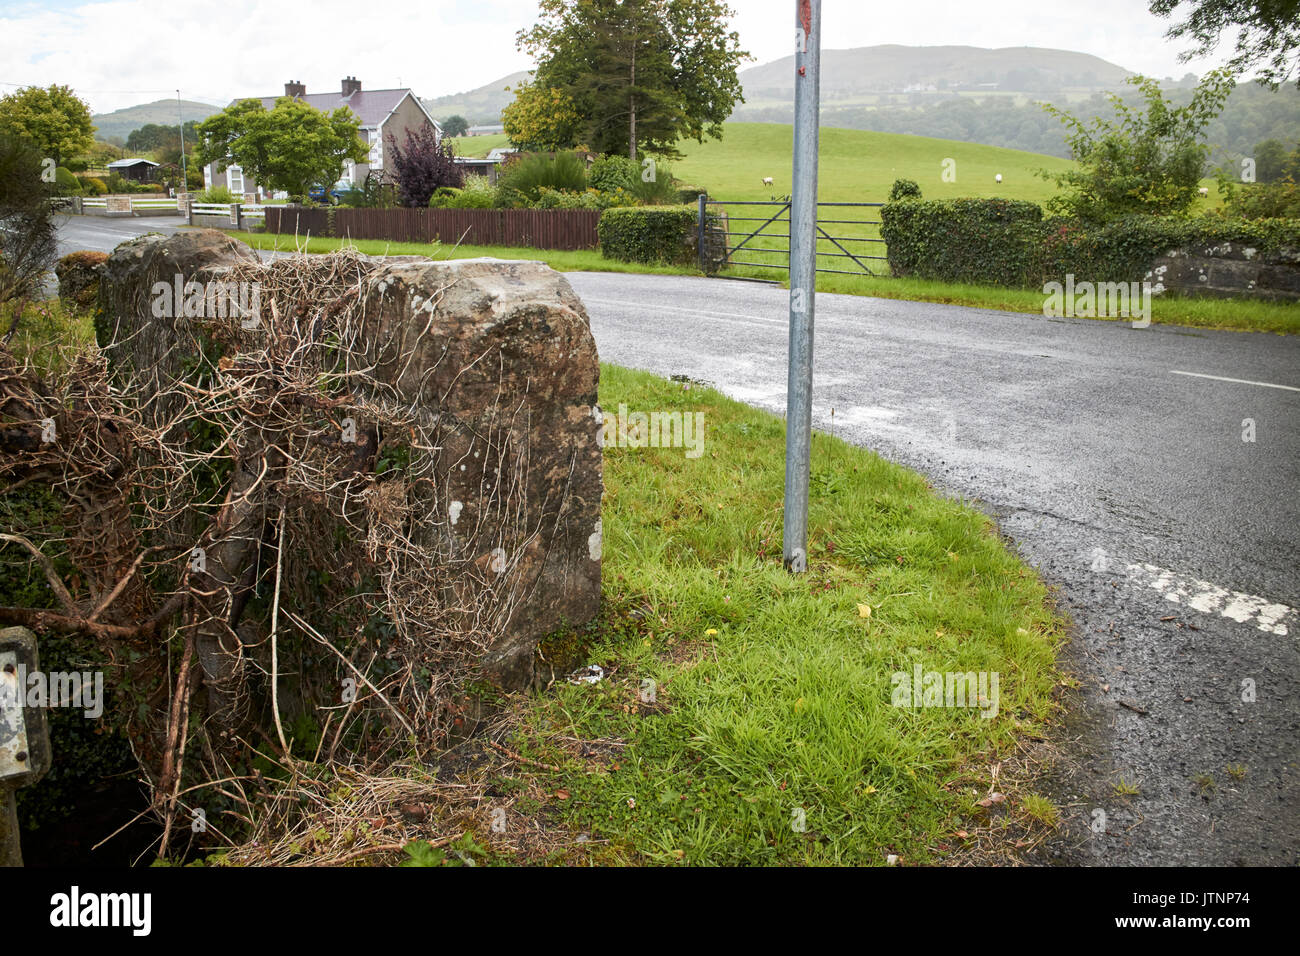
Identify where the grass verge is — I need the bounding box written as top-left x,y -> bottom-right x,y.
226,230 -> 1299,334
486,364 -> 1066,865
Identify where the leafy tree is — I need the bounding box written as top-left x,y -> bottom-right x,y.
1150,0 -> 1300,88
195,98 -> 368,199
0,135 -> 58,333
1285,142 -> 1300,180
126,121 -> 199,153
441,115 -> 469,138
0,84 -> 94,167
386,125 -> 463,207
1253,137 -> 1291,180
1217,175 -> 1300,217
516,0 -> 748,159
1040,70 -> 1236,221
502,82 -> 582,151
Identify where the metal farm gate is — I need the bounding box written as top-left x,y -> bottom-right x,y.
697,195 -> 887,278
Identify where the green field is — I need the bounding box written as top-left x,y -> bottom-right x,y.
449,133 -> 512,159
670,123 -> 1075,279
672,122 -> 1075,204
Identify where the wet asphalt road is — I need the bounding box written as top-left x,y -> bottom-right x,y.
54,211 -> 185,259
59,218 -> 1300,865
564,271 -> 1299,867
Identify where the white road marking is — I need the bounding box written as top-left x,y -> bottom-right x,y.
1170,370 -> 1300,392
1124,562 -> 1295,636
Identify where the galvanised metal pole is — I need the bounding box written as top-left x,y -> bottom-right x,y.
783,0 -> 820,573
177,91 -> 188,192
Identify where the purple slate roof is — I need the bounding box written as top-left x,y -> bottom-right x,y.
233,89 -> 414,129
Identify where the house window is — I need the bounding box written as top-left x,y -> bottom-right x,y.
228,165 -> 244,193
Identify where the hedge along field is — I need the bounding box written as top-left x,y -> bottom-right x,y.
667,123 -> 1075,281
666,123 -> 1234,283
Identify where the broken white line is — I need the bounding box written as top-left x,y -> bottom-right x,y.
1125,562 -> 1295,636
1170,370 -> 1300,392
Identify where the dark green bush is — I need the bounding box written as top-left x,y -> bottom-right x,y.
1217,178 -> 1300,221
630,160 -> 680,205
54,166 -> 82,196
888,178 -> 921,201
881,197 -> 1044,286
427,186 -> 461,208
1036,215 -> 1300,284
448,175 -> 498,209
588,155 -> 639,193
533,187 -> 609,210
598,205 -> 697,264
497,152 -> 587,205
883,195 -> 1300,288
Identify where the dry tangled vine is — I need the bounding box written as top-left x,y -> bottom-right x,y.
1,248 -> 562,858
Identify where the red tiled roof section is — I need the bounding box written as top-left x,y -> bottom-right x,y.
236,89 -> 412,129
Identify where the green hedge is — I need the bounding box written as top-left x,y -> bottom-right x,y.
1037,216 -> 1300,284
598,205 -> 697,265
882,197 -> 1300,287
881,198 -> 1043,286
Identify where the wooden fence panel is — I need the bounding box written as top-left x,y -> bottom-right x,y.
265,206 -> 601,251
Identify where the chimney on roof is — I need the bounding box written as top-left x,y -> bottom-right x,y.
285,80 -> 305,98
342,76 -> 361,97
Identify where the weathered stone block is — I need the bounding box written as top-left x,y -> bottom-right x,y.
357,259 -> 602,686
97,231 -> 602,697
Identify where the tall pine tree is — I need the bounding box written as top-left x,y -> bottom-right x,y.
516,0 -> 747,159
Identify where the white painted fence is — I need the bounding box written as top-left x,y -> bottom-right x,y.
80,196 -> 179,213
189,202 -> 267,225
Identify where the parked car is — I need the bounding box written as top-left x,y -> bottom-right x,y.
308,180 -> 351,204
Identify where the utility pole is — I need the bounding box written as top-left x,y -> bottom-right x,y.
783,0 -> 820,574
177,90 -> 188,193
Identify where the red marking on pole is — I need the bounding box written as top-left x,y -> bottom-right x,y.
799,67 -> 806,76
799,0 -> 812,36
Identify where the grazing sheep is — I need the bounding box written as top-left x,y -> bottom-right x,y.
762,177 -> 774,186
995,173 -> 1003,184
1198,187 -> 1209,197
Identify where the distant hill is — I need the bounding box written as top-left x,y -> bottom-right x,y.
737,45 -> 1134,105
92,99 -> 221,144
417,46 -> 1132,129
422,71 -> 532,125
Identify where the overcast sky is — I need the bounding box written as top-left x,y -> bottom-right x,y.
0,0 -> 1233,115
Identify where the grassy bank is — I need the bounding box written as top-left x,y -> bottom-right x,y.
484,364 -> 1066,864
227,230 -> 1300,334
